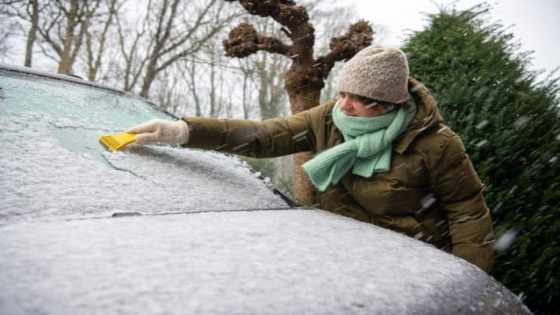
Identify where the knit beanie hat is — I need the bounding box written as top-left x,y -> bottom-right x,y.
337,44 -> 410,104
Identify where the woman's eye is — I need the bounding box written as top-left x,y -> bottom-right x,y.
365,102 -> 379,109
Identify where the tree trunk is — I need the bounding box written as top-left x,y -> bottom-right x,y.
86,0 -> 117,81
24,0 -> 38,67
140,61 -> 157,98
285,69 -> 323,205
57,0 -> 78,74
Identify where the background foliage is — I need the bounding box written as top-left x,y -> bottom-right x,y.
403,6 -> 560,314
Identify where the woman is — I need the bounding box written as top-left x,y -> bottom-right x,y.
125,45 -> 495,272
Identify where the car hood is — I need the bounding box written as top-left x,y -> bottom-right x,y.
0,209 -> 529,315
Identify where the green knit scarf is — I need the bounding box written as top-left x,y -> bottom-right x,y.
302,101 -> 417,192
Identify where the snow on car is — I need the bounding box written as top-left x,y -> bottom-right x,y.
0,65 -> 530,314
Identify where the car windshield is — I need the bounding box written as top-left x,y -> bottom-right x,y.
0,68 -> 292,224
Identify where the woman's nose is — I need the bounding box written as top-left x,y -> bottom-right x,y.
339,96 -> 351,110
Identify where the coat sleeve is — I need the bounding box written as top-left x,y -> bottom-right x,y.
428,134 -> 495,272
180,105 -> 327,158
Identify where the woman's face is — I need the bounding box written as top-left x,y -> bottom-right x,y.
338,92 -> 396,117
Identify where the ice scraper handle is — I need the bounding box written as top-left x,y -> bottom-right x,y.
126,119 -> 189,145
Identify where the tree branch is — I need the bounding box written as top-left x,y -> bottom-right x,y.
156,19 -> 224,73
223,22 -> 291,58
223,0 -> 314,63
224,0 -> 306,29
37,8 -> 63,56
314,20 -> 374,79
157,0 -> 215,58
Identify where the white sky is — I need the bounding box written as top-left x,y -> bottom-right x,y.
341,0 -> 560,77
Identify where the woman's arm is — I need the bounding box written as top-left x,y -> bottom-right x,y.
182,103 -> 329,158
429,134 -> 495,272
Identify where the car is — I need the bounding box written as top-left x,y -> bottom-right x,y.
0,64 -> 531,314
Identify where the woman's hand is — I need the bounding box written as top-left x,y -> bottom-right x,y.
126,119 -> 189,145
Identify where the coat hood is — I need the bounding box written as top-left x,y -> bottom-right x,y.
393,78 -> 444,154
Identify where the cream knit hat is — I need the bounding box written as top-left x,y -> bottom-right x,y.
337,44 -> 410,104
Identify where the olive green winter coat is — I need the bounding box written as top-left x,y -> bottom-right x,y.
183,78 -> 495,272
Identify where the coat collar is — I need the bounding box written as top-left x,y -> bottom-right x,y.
393,78 -> 444,154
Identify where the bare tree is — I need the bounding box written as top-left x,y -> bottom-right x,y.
9,0 -> 96,74
175,44 -> 230,118
39,0 -> 87,74
205,41 -> 226,117
238,59 -> 255,119
0,9 -> 17,60
237,18 -> 290,120
253,51 -> 288,119
23,0 -> 39,66
152,66 -> 185,114
137,0 -> 238,98
111,0 -> 239,99
114,1 -> 149,92
1,0 -> 43,66
83,0 -> 120,81
222,0 -> 374,204
184,55 -> 204,116
0,25 -> 13,59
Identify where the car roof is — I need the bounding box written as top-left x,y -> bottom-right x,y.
0,63 -> 125,93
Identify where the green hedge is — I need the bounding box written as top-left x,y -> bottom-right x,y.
402,6 -> 560,314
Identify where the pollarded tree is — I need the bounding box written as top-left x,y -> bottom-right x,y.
403,5 -> 560,314
222,0 -> 374,204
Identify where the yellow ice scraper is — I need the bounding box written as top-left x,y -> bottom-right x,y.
99,133 -> 136,151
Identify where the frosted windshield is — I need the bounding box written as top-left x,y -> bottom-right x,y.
0,70 -> 290,224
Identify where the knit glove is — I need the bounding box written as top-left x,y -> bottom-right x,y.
125,119 -> 189,145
